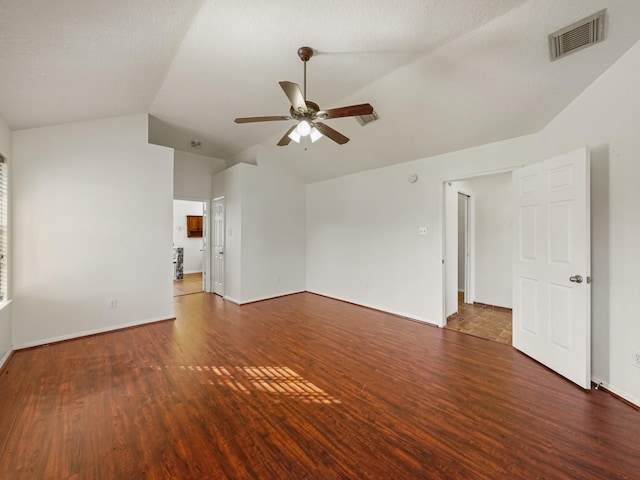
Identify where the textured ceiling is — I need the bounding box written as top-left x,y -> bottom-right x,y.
0,0 -> 204,129
1,1 -> 640,182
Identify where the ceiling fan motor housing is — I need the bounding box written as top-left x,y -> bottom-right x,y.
297,46 -> 313,62
290,101 -> 320,120
233,46 -> 374,146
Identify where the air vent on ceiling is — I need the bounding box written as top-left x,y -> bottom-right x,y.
355,110 -> 379,126
549,9 -> 606,61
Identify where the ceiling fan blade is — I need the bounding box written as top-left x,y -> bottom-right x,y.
234,115 -> 292,124
319,103 -> 374,119
279,81 -> 308,113
314,122 -> 350,145
277,125 -> 297,146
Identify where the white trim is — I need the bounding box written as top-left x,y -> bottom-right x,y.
592,376 -> 640,409
224,290 -> 306,306
458,190 -> 474,305
183,270 -> 203,275
0,348 -> 12,370
441,166 -> 520,327
212,197 -> 225,297
14,315 -> 175,350
174,195 -> 208,202
441,165 -> 523,183
307,289 -> 437,326
0,298 -> 13,313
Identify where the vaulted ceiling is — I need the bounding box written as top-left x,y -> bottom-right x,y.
1,1 -> 639,182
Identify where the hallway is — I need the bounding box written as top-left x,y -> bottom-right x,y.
446,292 -> 512,344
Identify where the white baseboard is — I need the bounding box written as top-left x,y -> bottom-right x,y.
592,376 -> 640,409
183,270 -> 203,275
307,289 -> 437,326
14,315 -> 175,350
224,290 -> 305,305
0,348 -> 13,370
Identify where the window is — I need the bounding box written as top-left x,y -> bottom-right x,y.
0,153 -> 7,301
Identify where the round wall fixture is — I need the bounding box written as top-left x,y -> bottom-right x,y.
407,173 -> 418,183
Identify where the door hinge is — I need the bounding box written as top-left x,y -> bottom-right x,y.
587,276 -> 592,284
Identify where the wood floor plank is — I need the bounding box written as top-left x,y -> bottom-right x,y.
173,272 -> 203,297
1,292 -> 639,479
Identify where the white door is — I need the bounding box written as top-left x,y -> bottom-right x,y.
512,147 -> 591,389
201,201 -> 211,293
213,198 -> 225,296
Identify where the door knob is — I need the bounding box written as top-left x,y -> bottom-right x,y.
569,275 -> 583,283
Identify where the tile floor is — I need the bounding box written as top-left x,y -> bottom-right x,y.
445,292 -> 512,344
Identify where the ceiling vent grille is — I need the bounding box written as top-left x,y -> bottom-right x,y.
549,9 -> 606,61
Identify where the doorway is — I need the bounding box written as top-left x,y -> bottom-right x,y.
173,199 -> 206,296
443,173 -> 513,344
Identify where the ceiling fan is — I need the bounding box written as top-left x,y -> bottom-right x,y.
234,46 -> 375,146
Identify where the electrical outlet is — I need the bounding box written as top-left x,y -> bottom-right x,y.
418,227 -> 427,235
633,350 -> 640,368
108,299 -> 118,309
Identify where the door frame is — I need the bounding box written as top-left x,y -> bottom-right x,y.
440,166 -> 522,327
212,196 -> 225,297
173,196 -> 212,293
458,191 -> 472,305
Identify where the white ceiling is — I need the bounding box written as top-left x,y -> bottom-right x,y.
1,1 -> 640,182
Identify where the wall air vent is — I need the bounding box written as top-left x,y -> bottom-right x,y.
355,110 -> 379,126
549,9 -> 606,61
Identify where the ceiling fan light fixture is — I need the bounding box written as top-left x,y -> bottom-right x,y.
310,127 -> 323,143
296,120 -> 311,136
288,129 -> 301,143
234,46 -> 374,147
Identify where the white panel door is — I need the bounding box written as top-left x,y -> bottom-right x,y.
213,198 -> 225,296
512,148 -> 591,389
201,201 -> 211,293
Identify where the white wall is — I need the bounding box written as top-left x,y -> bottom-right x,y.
174,150 -> 226,200
212,170 -> 225,199
12,114 -> 174,347
0,113 -> 11,366
222,161 -> 306,304
240,162 -> 306,303
173,200 -> 204,274
469,174 -> 512,308
535,39 -> 640,406
608,131 -> 640,406
221,166 -> 242,302
307,134 -> 538,324
444,179 -> 473,318
306,39 -> 640,406
457,193 -> 466,292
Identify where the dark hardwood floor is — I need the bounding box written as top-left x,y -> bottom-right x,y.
1,292 -> 639,479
